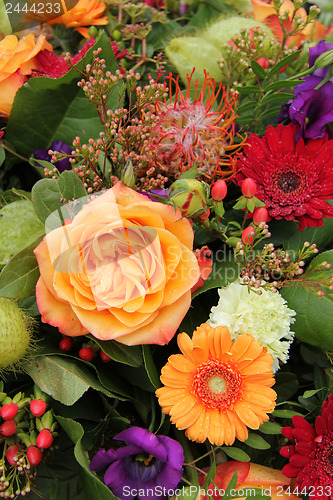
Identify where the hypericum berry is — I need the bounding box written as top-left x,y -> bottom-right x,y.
241,178 -> 257,198
253,207 -> 269,225
30,399 -> 47,418
36,429 -> 53,449
27,446 -> 43,467
6,444 -> 19,466
0,419 -> 17,436
59,336 -> 73,352
79,347 -> 94,362
1,403 -> 18,420
242,226 -> 255,245
198,209 -> 210,221
211,180 -> 228,201
100,351 -> 111,363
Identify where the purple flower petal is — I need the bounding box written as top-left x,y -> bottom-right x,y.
89,448 -> 119,472
114,427 -> 167,462
309,40 -> 333,78
104,459 -> 138,500
289,75 -> 333,139
155,436 -> 184,490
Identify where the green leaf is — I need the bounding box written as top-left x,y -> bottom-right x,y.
237,100 -> 258,113
259,421 -> 282,434
251,60 -> 266,80
244,433 -> 270,449
142,345 -> 161,389
0,200 -> 45,266
260,92 -> 295,105
192,251 -> 240,297
91,337 -> 143,367
56,416 -> 117,500
31,170 -> 86,224
267,50 -> 302,77
271,409 -> 303,418
0,235 -> 43,299
264,79 -> 304,92
303,388 -> 324,398
220,446 -> 250,461
281,250 -> 333,349
5,32 -> 118,159
235,85 -> 262,94
24,355 -> 115,406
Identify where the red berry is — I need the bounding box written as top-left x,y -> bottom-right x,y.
1,403 -> 18,420
253,206 -> 269,225
36,429 -> 53,449
211,180 -> 228,201
241,178 -> 257,198
30,399 -> 47,417
6,444 -> 19,466
27,446 -> 43,467
100,351 -> 111,363
59,336 -> 73,352
242,226 -> 255,245
0,420 -> 17,437
198,209 -> 210,221
79,347 -> 94,362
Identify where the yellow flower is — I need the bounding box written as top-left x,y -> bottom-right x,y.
156,323 -> 276,446
48,0 -> 108,37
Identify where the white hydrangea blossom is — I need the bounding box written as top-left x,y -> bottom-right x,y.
208,279 -> 296,372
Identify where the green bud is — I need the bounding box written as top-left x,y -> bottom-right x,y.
312,49 -> 333,70
88,26 -> 99,37
121,159 -> 136,189
169,179 -> 209,217
112,29 -> 122,41
226,236 -> 242,247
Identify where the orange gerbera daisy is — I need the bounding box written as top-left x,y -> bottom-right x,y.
156,323 -> 277,446
47,0 -> 108,37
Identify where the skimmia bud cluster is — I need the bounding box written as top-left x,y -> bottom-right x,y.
235,240 -> 333,297
50,57 -> 170,192
0,383 -> 55,498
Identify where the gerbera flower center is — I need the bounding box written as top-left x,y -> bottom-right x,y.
192,359 -> 243,410
316,433 -> 333,478
277,172 -> 300,193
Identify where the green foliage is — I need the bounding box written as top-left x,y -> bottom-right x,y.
281,250 -> 333,349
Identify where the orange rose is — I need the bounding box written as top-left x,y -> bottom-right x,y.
34,182 -> 200,345
0,34 -> 52,117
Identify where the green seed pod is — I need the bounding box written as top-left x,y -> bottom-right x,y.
0,298 -> 34,372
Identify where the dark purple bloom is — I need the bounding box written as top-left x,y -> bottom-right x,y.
34,141 -> 72,172
89,427 -> 184,500
289,75 -> 333,139
142,189 -> 169,202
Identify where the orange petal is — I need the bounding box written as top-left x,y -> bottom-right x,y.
173,403 -> 203,431
234,401 -> 262,429
36,278 -> 87,336
168,353 -> 196,373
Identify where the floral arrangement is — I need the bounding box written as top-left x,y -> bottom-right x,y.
0,0 -> 333,499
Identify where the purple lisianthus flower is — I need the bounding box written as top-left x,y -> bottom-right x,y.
89,427 -> 184,500
289,75 -> 333,139
34,140 -> 72,172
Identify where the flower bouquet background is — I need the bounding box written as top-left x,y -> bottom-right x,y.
0,0 -> 333,498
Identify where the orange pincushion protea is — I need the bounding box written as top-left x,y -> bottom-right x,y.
47,0 -> 108,37
156,323 -> 276,445
147,70 -> 245,182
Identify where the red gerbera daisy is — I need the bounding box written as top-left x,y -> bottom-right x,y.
236,124 -> 333,230
280,394 -> 333,500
